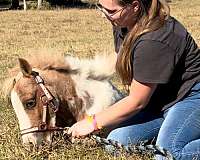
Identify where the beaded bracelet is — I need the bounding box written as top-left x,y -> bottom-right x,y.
86,114 -> 102,130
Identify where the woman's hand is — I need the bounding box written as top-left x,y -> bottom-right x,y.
67,119 -> 95,138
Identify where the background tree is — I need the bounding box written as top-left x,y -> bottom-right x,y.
10,0 -> 19,9
46,0 -> 83,6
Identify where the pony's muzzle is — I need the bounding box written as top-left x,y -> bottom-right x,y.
22,131 -> 53,147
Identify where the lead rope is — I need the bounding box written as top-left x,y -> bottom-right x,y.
91,135 -> 173,159
63,127 -> 173,159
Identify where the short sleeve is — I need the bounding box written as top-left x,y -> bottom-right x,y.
133,40 -> 176,84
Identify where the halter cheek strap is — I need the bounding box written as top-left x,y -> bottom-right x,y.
20,72 -> 61,135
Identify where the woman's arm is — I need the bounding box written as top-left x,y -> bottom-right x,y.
95,79 -> 157,127
68,79 -> 157,137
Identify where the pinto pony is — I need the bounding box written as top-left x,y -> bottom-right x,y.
3,54 -> 123,145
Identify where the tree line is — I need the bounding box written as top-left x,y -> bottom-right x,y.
0,0 -> 86,10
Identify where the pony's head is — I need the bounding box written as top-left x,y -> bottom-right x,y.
11,58 -> 58,145
3,55 -> 82,145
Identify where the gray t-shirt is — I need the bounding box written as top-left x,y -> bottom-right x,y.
113,17 -> 200,111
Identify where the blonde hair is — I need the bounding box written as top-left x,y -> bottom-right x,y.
116,0 -> 170,87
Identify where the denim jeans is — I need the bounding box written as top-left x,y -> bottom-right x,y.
106,83 -> 200,160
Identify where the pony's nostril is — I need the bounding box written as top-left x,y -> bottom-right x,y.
29,141 -> 33,145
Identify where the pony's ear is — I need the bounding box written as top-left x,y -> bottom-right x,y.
18,58 -> 32,77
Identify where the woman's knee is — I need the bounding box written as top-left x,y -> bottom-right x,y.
155,101 -> 200,160
107,124 -> 160,146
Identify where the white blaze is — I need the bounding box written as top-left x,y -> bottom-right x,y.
11,90 -> 32,130
11,90 -> 38,145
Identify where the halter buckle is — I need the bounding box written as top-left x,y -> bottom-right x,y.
39,122 -> 47,130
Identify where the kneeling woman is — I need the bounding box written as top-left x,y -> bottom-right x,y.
68,0 -> 200,159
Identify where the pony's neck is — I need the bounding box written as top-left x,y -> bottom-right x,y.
45,71 -> 86,127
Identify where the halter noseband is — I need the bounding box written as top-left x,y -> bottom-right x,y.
20,71 -> 64,135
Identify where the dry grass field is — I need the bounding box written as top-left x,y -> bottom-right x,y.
0,0 -> 200,159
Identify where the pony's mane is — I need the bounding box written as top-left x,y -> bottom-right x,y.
1,52 -> 117,100
23,53 -> 70,71
7,52 -> 69,77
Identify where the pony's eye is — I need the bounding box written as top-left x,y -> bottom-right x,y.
24,99 -> 36,109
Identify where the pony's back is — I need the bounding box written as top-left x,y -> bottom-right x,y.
65,54 -> 117,80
